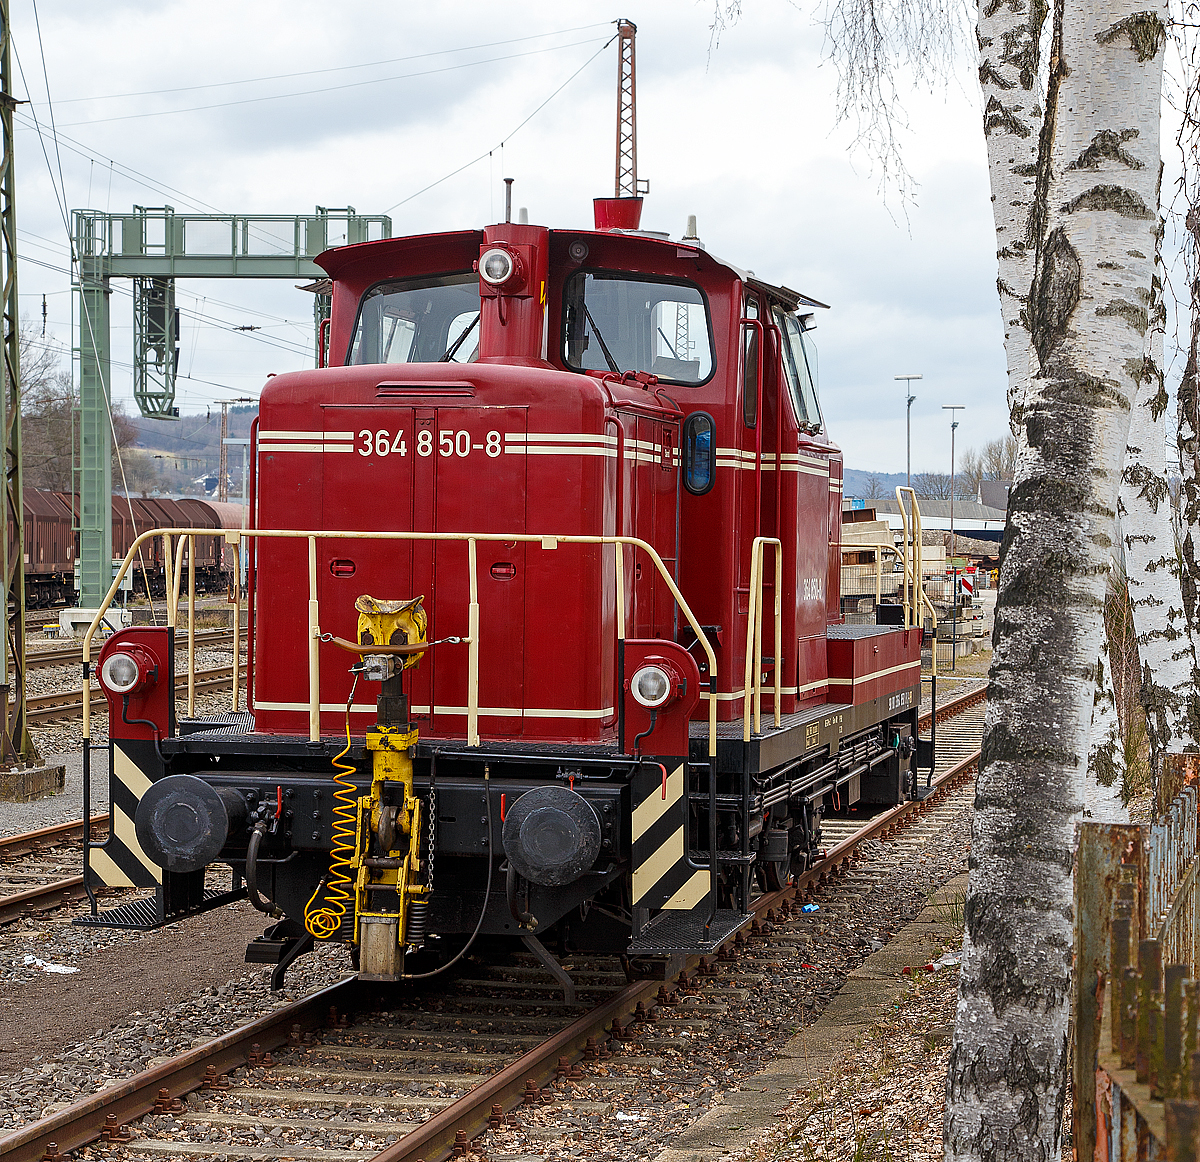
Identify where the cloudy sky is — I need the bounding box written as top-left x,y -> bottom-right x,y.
10,0 -> 1004,477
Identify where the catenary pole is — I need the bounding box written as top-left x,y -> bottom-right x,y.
0,0 -> 35,763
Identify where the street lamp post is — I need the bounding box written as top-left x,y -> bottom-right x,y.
943,404 -> 965,672
942,405 -> 965,557
894,374 -> 921,490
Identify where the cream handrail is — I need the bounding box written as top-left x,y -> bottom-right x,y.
307,536 -> 319,739
838,541 -> 899,606
743,536 -> 783,741
167,535 -> 186,629
466,539 -> 480,748
187,536 -> 196,719
82,527 -> 720,759
894,488 -> 939,678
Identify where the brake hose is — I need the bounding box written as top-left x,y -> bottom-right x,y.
246,820 -> 283,919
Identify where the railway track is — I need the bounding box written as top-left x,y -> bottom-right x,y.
0,816 -> 110,926
24,631 -> 233,672
0,684 -> 987,1162
26,664 -> 246,724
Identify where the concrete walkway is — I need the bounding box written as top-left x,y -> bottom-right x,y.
648,872 -> 968,1161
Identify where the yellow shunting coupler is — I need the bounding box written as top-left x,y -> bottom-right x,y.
310,594 -> 431,981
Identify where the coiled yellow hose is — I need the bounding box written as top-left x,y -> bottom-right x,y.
304,678 -> 359,939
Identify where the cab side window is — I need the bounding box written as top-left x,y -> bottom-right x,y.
742,295 -> 760,428
683,412 -> 716,495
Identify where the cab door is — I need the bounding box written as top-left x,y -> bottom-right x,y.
422,406 -> 528,738
319,407 -> 416,728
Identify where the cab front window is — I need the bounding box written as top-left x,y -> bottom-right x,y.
348,272 -> 481,365
776,308 -> 823,432
562,271 -> 714,384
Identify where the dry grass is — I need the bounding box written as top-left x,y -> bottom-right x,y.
732,962 -> 959,1162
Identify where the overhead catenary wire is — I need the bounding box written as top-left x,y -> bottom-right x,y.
30,3 -> 70,242
13,21 -> 620,418
14,33 -> 291,426
53,23 -> 611,104
383,32 -> 618,214
17,27 -> 159,614
58,37 -> 608,128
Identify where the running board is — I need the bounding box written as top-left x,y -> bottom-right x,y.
626,908 -> 753,956
72,886 -> 246,931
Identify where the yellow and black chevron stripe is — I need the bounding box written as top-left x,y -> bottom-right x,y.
631,760 -> 710,911
86,742 -> 162,888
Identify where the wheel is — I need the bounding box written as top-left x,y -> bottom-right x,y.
763,847 -> 792,892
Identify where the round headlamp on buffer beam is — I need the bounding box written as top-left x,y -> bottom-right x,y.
99,646 -> 158,698
630,661 -> 684,710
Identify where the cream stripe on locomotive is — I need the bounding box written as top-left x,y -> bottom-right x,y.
827,660 -> 921,686
86,744 -> 163,888
714,447 -> 829,477
700,678 -> 827,702
502,433 -> 679,466
630,761 -> 709,910
506,432 -> 617,445
255,700 -> 614,719
258,444 -> 355,453
260,430 -> 355,454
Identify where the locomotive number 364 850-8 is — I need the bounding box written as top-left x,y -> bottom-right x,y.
357,429 -> 503,458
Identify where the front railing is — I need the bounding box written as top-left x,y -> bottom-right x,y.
1074,788 -> 1200,1159
895,487 -> 939,678
82,527 -> 720,757
744,537 -> 782,741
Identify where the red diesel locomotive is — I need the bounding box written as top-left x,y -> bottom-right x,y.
79,197 -> 929,986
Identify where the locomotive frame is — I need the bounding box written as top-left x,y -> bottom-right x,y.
73,202 -> 938,988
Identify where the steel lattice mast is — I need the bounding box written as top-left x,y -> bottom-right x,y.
0,0 -> 33,764
615,19 -> 637,197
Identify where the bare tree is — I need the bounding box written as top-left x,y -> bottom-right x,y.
20,322 -> 150,494
863,473 -> 884,498
911,471 -> 974,500
20,324 -> 76,491
945,0 -> 1168,1153
1173,19 -> 1200,705
981,435 -> 1017,480
707,1 -> 1169,1150
959,437 -> 1019,499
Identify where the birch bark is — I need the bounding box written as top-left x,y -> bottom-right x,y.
944,0 -> 1166,1152
1085,629 -> 1129,821
977,0 -> 1049,432
1121,257 -> 1200,761
1177,211 -> 1200,656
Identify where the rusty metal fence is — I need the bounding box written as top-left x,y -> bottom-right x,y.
1075,782 -> 1200,1158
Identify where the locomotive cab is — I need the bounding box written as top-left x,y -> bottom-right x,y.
79,204 -> 927,987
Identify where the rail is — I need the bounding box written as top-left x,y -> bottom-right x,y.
743,536 -> 782,741
82,527 -> 720,757
1073,786 -> 1200,1159
0,689 -> 989,1162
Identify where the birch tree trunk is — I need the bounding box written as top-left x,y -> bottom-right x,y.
944,0 -> 1166,1151
1122,252 -> 1200,763
1085,628 -> 1129,821
1177,210 -> 1200,658
976,0 -> 1049,433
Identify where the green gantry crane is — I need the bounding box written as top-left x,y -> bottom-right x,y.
71,205 -> 391,611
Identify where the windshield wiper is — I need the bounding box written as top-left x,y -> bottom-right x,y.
439,312 -> 480,362
582,304 -> 621,375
